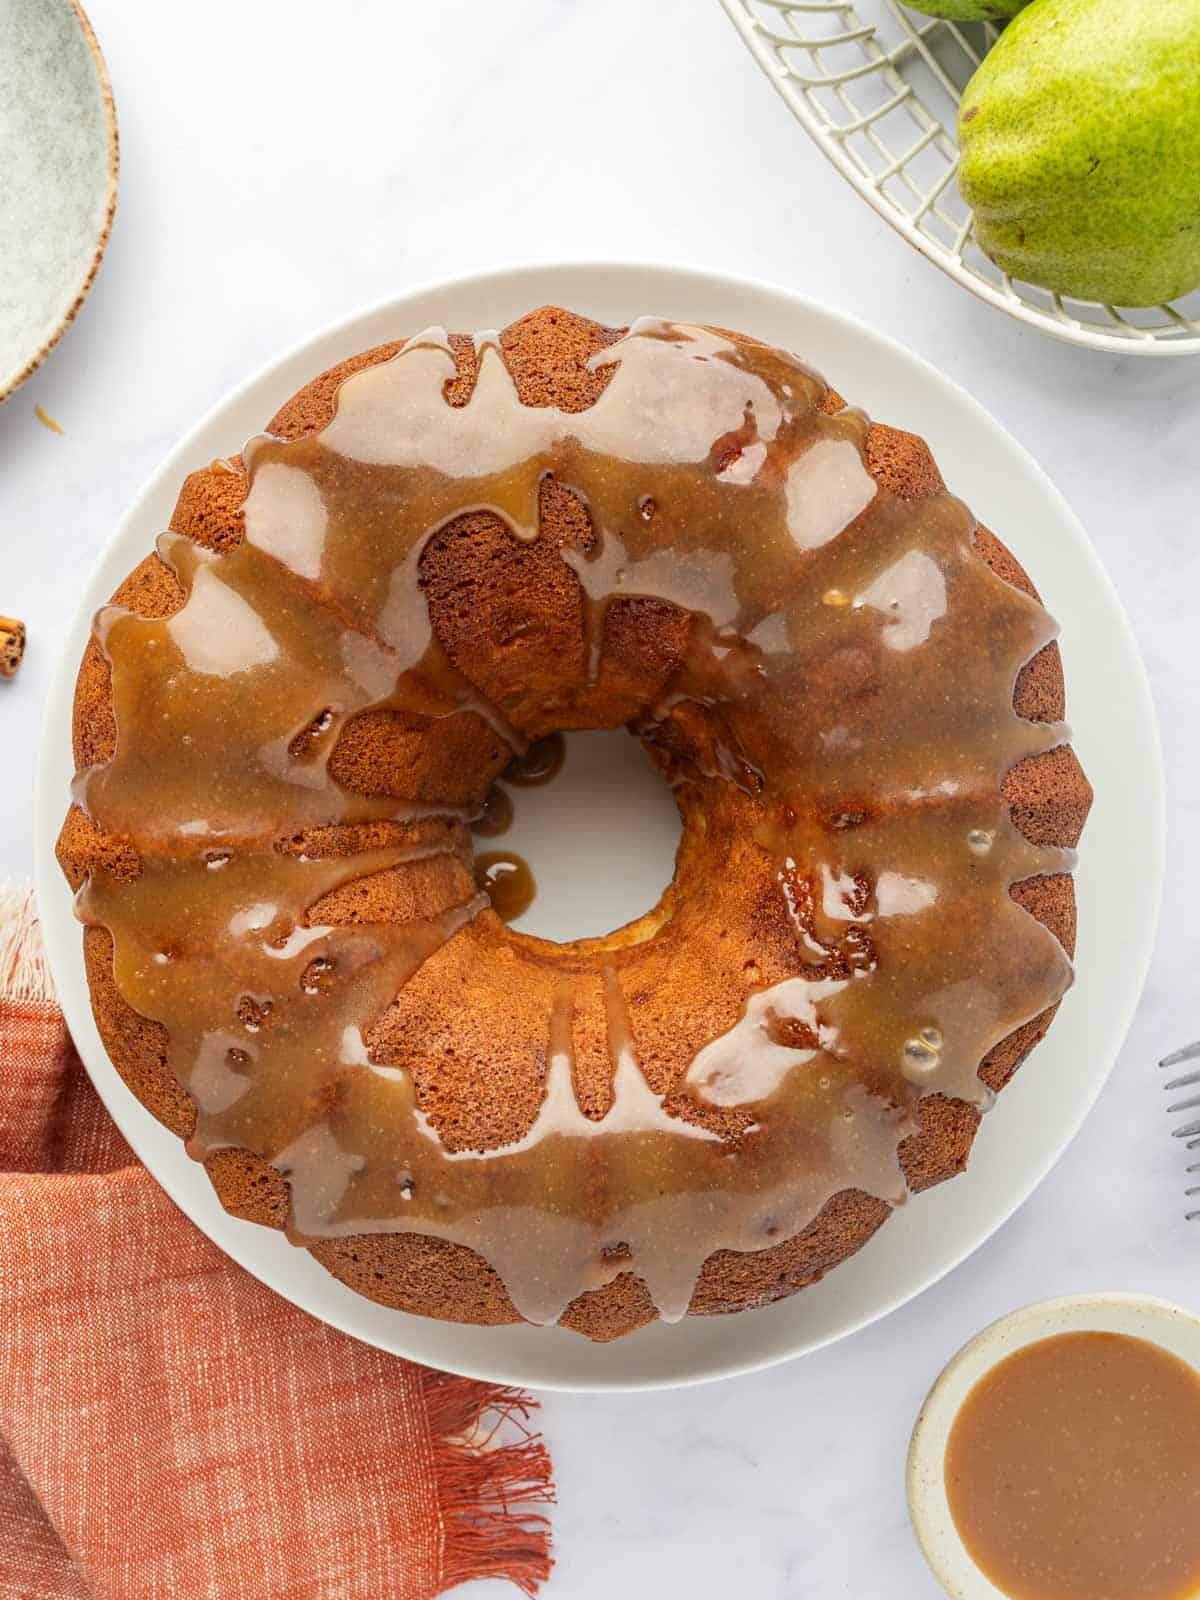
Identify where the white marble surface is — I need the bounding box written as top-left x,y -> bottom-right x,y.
2,2 -> 1197,1594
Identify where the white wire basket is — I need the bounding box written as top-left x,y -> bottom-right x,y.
720,0 -> 1200,356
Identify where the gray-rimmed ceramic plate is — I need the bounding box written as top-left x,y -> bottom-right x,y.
0,0 -> 118,403
35,262 -> 1164,1392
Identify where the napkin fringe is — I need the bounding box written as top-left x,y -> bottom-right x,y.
2,885 -> 558,1594
422,1369 -> 554,1596
0,883 -> 55,1002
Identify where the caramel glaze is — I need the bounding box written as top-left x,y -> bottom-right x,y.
474,850 -> 535,923
504,733 -> 566,786
471,784 -> 514,838
72,319 -> 1075,1326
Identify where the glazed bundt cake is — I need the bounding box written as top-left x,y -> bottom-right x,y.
57,306 -> 1092,1341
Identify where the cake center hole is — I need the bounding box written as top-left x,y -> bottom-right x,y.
484,729 -> 682,942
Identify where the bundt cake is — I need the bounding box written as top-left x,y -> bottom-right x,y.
56,305 -> 1092,1342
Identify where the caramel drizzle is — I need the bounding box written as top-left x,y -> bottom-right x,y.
473,850 -> 535,923
75,319 -> 1073,1326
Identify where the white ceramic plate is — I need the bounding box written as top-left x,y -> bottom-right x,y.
34,262 -> 1164,1393
907,1294 -> 1200,1598
0,0 -> 118,402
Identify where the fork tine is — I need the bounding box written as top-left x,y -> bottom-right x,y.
1167,1053 -> 1200,1218
1161,1041 -> 1200,1068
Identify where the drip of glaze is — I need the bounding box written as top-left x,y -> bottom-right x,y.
474,850 -> 535,923
503,733 -> 565,787
471,784 -> 514,838
75,316 -> 1075,1328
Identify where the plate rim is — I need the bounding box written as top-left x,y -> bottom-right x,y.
33,258 -> 1166,1392
0,0 -> 120,404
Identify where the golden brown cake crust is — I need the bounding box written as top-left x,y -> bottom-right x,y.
58,307 -> 1092,1342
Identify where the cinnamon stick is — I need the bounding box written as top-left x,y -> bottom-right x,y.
0,616 -> 25,677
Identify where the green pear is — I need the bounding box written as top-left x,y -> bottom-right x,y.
958,0 -> 1200,306
903,1 -> 1029,18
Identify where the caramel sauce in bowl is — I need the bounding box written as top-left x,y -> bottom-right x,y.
908,1295 -> 1200,1600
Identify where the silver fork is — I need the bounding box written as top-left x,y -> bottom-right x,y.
1162,1041 -> 1200,1220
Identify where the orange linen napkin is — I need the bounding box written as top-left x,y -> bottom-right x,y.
0,887 -> 553,1600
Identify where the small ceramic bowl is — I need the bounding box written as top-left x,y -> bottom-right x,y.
907,1293 -> 1200,1600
